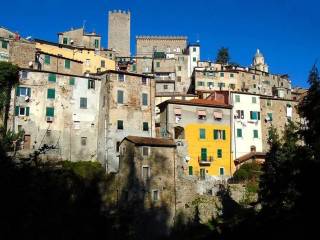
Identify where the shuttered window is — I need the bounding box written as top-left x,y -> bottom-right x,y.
64,59 -> 71,69
48,73 -> 56,82
199,129 -> 206,139
46,107 -> 54,117
201,148 -> 207,161
47,89 -> 55,99
217,149 -> 222,158
45,55 -> 51,64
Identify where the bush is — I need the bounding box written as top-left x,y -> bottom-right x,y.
232,162 -> 261,183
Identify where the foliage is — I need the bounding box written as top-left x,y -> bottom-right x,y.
215,47 -> 230,64
232,162 -> 261,183
0,127 -> 24,152
0,61 -> 19,109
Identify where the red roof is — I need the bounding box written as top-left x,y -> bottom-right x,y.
157,99 -> 232,109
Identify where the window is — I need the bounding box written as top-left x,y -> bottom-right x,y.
94,39 -> 99,48
207,82 -> 214,88
252,97 -> 257,103
142,77 -> 147,85
117,90 -> 124,104
85,59 -> 90,66
193,47 -> 197,52
253,84 -> 256,88
197,81 -> 205,87
214,130 -> 226,140
142,147 -> 149,156
267,99 -> 272,106
220,72 -> 224,77
142,93 -> 148,106
143,122 -> 149,131
163,85 -> 168,90
213,111 -> 223,120
219,167 -> 224,176
235,110 -> 244,119
267,112 -> 273,121
117,120 -> 124,130
116,141 -> 120,152
21,71 -> 28,79
16,87 -> 31,97
230,73 -> 234,78
44,55 -> 51,65
193,57 -> 196,62
253,75 -> 256,80
88,79 -> 95,89
218,83 -> 225,88
199,129 -> 206,139
47,89 -> 55,99
250,111 -> 261,120
156,62 -> 160,68
237,128 -> 242,138
80,97 -> 87,109
69,77 -> 75,85
64,59 -> 71,69
1,40 -> 8,49
48,73 -> 56,82
217,149 -> 222,158
152,190 -> 159,202
142,166 -> 150,181
81,137 -> 87,146
201,148 -> 207,161
177,76 -> 182,82
63,37 -> 68,44
15,106 -> 30,116
118,74 -> 125,82
46,107 -> 54,117
253,130 -> 259,138
178,66 -> 182,71
101,60 -> 105,68
200,168 -> 206,180
198,110 -> 206,120
188,166 -> 193,175
229,84 -> 235,90
175,108 -> 182,122
235,95 -> 240,102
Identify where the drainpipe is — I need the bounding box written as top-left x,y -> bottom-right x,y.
173,147 -> 177,225
150,76 -> 153,138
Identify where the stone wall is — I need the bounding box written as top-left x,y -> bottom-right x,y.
9,41 -> 36,68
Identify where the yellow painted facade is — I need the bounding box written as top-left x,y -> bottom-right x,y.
185,123 -> 232,177
35,42 -> 115,73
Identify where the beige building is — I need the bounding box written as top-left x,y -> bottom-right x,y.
8,69 -> 102,161
193,50 -> 292,99
58,28 -> 101,49
260,96 -> 300,151
97,70 -> 155,173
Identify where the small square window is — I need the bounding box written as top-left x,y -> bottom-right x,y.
253,130 -> 259,138
193,57 -> 196,62
69,77 -> 75,85
142,77 -> 147,85
156,62 -> 160,68
163,84 -> 168,90
152,190 -> 159,202
237,128 -> 242,138
21,71 -> 28,79
81,137 -> 87,146
235,95 -> 240,102
252,97 -> 257,103
117,120 -> 124,130
193,47 -> 197,52
63,37 -> 68,44
118,74 -> 125,82
217,149 -> 222,158
45,55 -> 51,65
46,107 -> 54,117
101,60 -> 105,68
219,167 -> 224,176
220,72 -> 224,77
178,66 -> 182,71
199,128 -> 206,139
19,107 -> 25,116
177,76 -> 182,82
47,88 -> 55,99
88,79 -> 95,89
80,97 -> 87,109
143,122 -> 149,131
142,147 -> 149,156
48,73 -> 56,82
230,73 -> 234,78
2,40 -> 8,49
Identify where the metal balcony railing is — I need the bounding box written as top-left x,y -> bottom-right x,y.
198,156 -> 213,166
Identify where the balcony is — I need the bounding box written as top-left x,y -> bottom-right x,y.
198,156 -> 213,166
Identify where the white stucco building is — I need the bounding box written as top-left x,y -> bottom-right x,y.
231,92 -> 263,160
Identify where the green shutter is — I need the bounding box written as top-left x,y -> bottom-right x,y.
143,122 -> 149,131
46,107 -> 54,117
94,39 -> 99,48
201,148 -> 207,161
15,106 -> 19,116
63,37 -> 68,44
47,89 -> 55,99
267,113 -> 273,121
27,88 -> 31,97
254,130 -> 259,138
217,149 -> 222,158
48,73 -> 56,82
132,64 -> 137,72
222,130 -> 226,140
45,55 -> 50,64
200,129 -> 206,139
214,130 -> 218,140
258,112 -> 261,120
188,166 -> 193,175
64,60 -> 71,69
237,129 -> 242,137
16,87 -> 20,96
219,168 -> 224,176
26,107 -> 30,116
2,40 -> 8,49
69,77 -> 75,85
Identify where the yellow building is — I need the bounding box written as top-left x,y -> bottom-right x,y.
35,39 -> 115,73
158,99 -> 234,179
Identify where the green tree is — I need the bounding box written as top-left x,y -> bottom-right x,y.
215,47 -> 230,64
0,62 -> 19,129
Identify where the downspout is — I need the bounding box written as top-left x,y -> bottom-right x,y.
150,76 -> 153,138
173,147 -> 177,225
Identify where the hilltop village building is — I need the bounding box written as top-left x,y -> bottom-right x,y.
2,9 -> 305,194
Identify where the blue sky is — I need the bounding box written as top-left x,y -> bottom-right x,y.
1,0 -> 320,87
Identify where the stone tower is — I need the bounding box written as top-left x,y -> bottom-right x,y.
253,49 -> 269,73
108,10 -> 131,57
